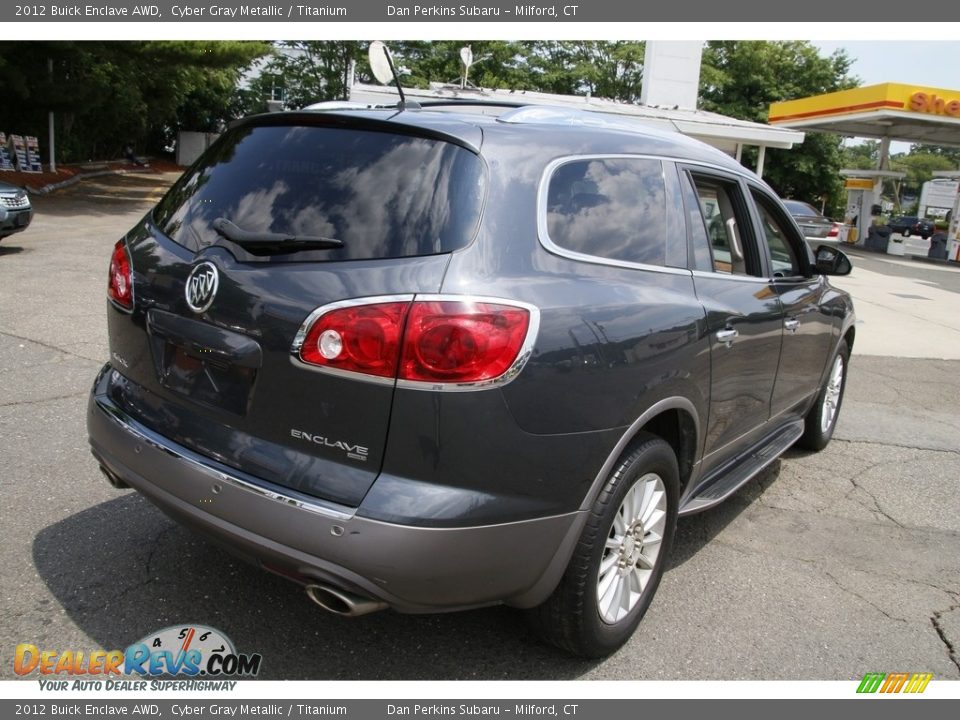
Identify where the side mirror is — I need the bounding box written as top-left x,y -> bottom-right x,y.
815,244 -> 852,276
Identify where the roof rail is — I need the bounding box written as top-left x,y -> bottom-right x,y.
417,100 -> 527,110
497,106 -> 661,134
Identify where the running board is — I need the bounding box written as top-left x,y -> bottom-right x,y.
679,420 -> 804,516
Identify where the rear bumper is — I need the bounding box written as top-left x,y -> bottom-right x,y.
87,365 -> 583,612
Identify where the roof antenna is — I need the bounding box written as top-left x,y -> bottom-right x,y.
368,41 -> 413,110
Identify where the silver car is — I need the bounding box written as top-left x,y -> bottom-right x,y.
784,199 -> 842,243
0,181 -> 33,240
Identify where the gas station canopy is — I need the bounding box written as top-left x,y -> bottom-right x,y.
768,83 -> 960,147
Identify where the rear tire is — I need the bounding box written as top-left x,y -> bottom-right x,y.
529,433 -> 678,657
798,339 -> 849,451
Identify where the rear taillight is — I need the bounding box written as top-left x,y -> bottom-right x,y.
827,223 -> 839,238
295,297 -> 537,388
400,301 -> 531,383
107,240 -> 133,310
298,301 -> 410,379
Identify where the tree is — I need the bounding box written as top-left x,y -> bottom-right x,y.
523,42 -> 645,102
250,42 -> 367,110
841,140 -> 880,171
890,151 -> 956,198
699,41 -> 857,216
909,144 -> 960,166
0,41 -> 270,163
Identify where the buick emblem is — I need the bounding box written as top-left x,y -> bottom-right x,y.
185,262 -> 219,313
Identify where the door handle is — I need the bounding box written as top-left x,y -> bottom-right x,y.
784,318 -> 800,333
715,328 -> 739,347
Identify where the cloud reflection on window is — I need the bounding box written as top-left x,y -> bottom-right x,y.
155,125 -> 484,262
547,158 -> 666,267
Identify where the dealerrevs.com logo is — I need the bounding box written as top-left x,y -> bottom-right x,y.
15,625 -> 262,690
857,672 -> 933,694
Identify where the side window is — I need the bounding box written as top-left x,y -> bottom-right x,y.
545,157 -> 669,267
687,175 -> 755,276
752,192 -> 803,277
679,171 -> 713,272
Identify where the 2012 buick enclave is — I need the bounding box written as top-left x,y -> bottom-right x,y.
87,104 -> 855,657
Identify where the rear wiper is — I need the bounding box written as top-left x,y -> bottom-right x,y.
212,217 -> 343,253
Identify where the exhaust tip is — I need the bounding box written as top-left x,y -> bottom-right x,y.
305,583 -> 387,617
99,464 -> 130,489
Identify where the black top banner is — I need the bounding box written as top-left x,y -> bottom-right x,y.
3,0 -> 957,22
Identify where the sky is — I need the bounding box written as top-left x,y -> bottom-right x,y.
813,41 -> 960,89
812,41 -> 960,153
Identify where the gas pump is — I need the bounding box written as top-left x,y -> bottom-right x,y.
842,177 -> 880,244
844,186 -> 868,244
947,190 -> 960,262
840,170 -> 905,247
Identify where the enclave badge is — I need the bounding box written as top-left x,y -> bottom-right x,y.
185,262 -> 219,313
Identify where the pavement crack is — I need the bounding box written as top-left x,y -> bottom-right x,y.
822,570 -> 909,623
841,460 -> 906,528
0,391 -> 88,408
0,329 -> 103,366
931,606 -> 960,675
834,438 -> 960,457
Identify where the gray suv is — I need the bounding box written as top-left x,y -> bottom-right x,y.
87,105 -> 855,657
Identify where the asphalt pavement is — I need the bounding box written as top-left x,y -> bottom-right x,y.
1,174 -> 957,681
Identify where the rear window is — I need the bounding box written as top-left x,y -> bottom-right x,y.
152,123 -> 486,261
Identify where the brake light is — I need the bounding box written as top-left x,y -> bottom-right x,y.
828,223 -> 839,238
400,301 -> 531,383
107,240 -> 133,309
299,302 -> 409,378
296,298 -> 535,386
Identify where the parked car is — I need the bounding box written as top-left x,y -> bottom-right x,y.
0,181 -> 33,240
783,199 -> 843,243
888,215 -> 934,239
87,105 -> 855,657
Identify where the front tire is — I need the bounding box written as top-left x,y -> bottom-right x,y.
529,433 -> 679,657
798,339 -> 849,451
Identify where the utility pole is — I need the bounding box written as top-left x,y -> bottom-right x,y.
48,57 -> 56,173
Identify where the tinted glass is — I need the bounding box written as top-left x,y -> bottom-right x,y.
546,158 -> 667,266
152,124 -> 485,261
753,192 -> 802,277
680,171 -> 713,271
782,200 -> 821,217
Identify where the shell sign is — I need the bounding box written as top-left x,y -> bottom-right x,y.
909,92 -> 960,118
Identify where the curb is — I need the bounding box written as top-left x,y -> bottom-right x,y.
22,166 -> 155,196
843,244 -> 960,270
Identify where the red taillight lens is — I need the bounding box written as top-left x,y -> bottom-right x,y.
107,240 -> 133,309
827,223 -> 839,238
400,301 -> 531,383
297,298 -> 534,386
299,302 -> 409,378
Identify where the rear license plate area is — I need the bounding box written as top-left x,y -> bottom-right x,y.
156,341 -> 255,416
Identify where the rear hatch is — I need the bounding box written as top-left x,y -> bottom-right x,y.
105,113 -> 486,507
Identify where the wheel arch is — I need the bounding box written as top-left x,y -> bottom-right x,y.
579,397 -> 700,511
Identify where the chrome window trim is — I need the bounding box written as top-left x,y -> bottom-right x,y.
690,269 -> 772,285
290,293 -> 541,393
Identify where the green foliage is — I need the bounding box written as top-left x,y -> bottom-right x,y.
910,144 -> 960,165
841,140 -> 880,170
700,41 -> 856,216
890,152 -> 957,195
0,41 -> 270,163
247,42 -> 367,110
